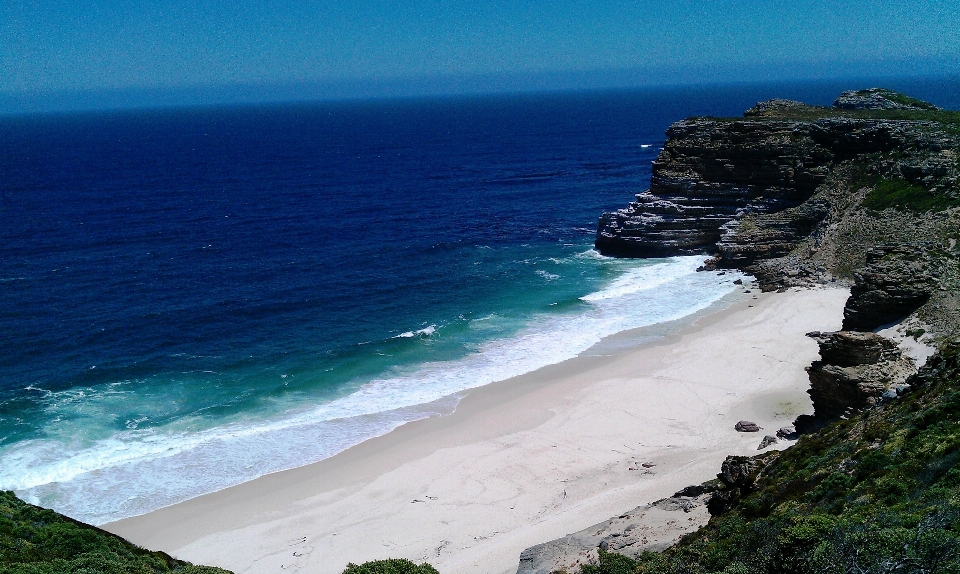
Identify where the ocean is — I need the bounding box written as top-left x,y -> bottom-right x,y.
2,78 -> 958,524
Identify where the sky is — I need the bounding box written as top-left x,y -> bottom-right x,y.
2,0 -> 959,112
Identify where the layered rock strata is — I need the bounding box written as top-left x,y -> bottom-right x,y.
842,245 -> 936,331
795,331 -> 916,432
595,91 -> 956,263
594,118 -> 832,257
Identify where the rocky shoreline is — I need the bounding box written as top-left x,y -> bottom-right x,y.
517,88 -> 960,574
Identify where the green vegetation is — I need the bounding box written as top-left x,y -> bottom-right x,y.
578,348 -> 960,574
854,88 -> 942,111
708,88 -> 960,128
0,491 -> 230,574
862,177 -> 960,213
341,559 -> 439,574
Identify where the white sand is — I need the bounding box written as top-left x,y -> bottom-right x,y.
105,287 -> 848,574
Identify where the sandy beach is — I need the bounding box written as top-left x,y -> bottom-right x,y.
105,286 -> 849,574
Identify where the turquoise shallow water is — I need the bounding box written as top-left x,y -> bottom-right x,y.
3,79 -> 959,524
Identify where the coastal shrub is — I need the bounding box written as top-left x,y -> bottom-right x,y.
0,491 -> 230,574
862,177 -> 958,213
341,559 -> 439,574
579,348 -> 960,574
580,550 -> 640,574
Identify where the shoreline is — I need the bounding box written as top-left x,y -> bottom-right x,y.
105,286 -> 849,574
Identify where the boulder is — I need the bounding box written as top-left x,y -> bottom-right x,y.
757,435 -> 778,449
735,420 -> 760,432
776,426 -> 796,439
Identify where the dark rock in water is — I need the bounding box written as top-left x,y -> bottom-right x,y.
842,245 -> 935,331
757,435 -> 778,449
833,88 -> 941,111
800,330 -> 917,425
735,420 -> 760,432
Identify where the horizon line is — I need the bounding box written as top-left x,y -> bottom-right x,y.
3,62 -> 959,118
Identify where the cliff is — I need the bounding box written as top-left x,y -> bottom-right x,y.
596,89 -> 960,341
509,90 -> 960,574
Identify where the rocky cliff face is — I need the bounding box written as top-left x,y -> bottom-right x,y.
842,244 -> 936,330
596,89 -> 960,340
594,118 -> 833,257
595,106 -> 952,260
517,91 -> 960,574
795,330 -> 916,432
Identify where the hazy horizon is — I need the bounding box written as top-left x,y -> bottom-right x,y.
3,1 -> 959,115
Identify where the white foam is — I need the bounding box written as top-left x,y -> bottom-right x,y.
536,269 -> 560,280
393,325 -> 437,338
580,258 -> 700,302
0,255 -> 744,524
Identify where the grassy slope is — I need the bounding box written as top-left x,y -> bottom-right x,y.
0,491 -> 230,574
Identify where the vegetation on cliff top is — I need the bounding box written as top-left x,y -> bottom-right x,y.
726,90 -> 960,128
861,177 -> 960,213
580,348 -> 960,574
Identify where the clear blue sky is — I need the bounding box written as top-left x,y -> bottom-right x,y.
2,0 -> 959,112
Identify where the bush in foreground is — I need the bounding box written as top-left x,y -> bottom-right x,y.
0,491 -> 229,574
342,558 -> 439,574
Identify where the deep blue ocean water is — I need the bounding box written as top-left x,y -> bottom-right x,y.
2,78 -> 959,524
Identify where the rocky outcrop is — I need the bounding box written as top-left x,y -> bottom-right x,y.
594,101 -> 946,259
842,245 -> 936,331
715,199 -> 830,267
757,435 -> 778,450
706,451 -> 780,516
795,331 -> 916,432
515,496 -> 711,574
551,90 -> 958,572
833,88 -> 941,111
594,118 -> 833,257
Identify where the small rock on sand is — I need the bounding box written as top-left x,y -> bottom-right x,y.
735,420 -> 761,432
757,435 -> 778,450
